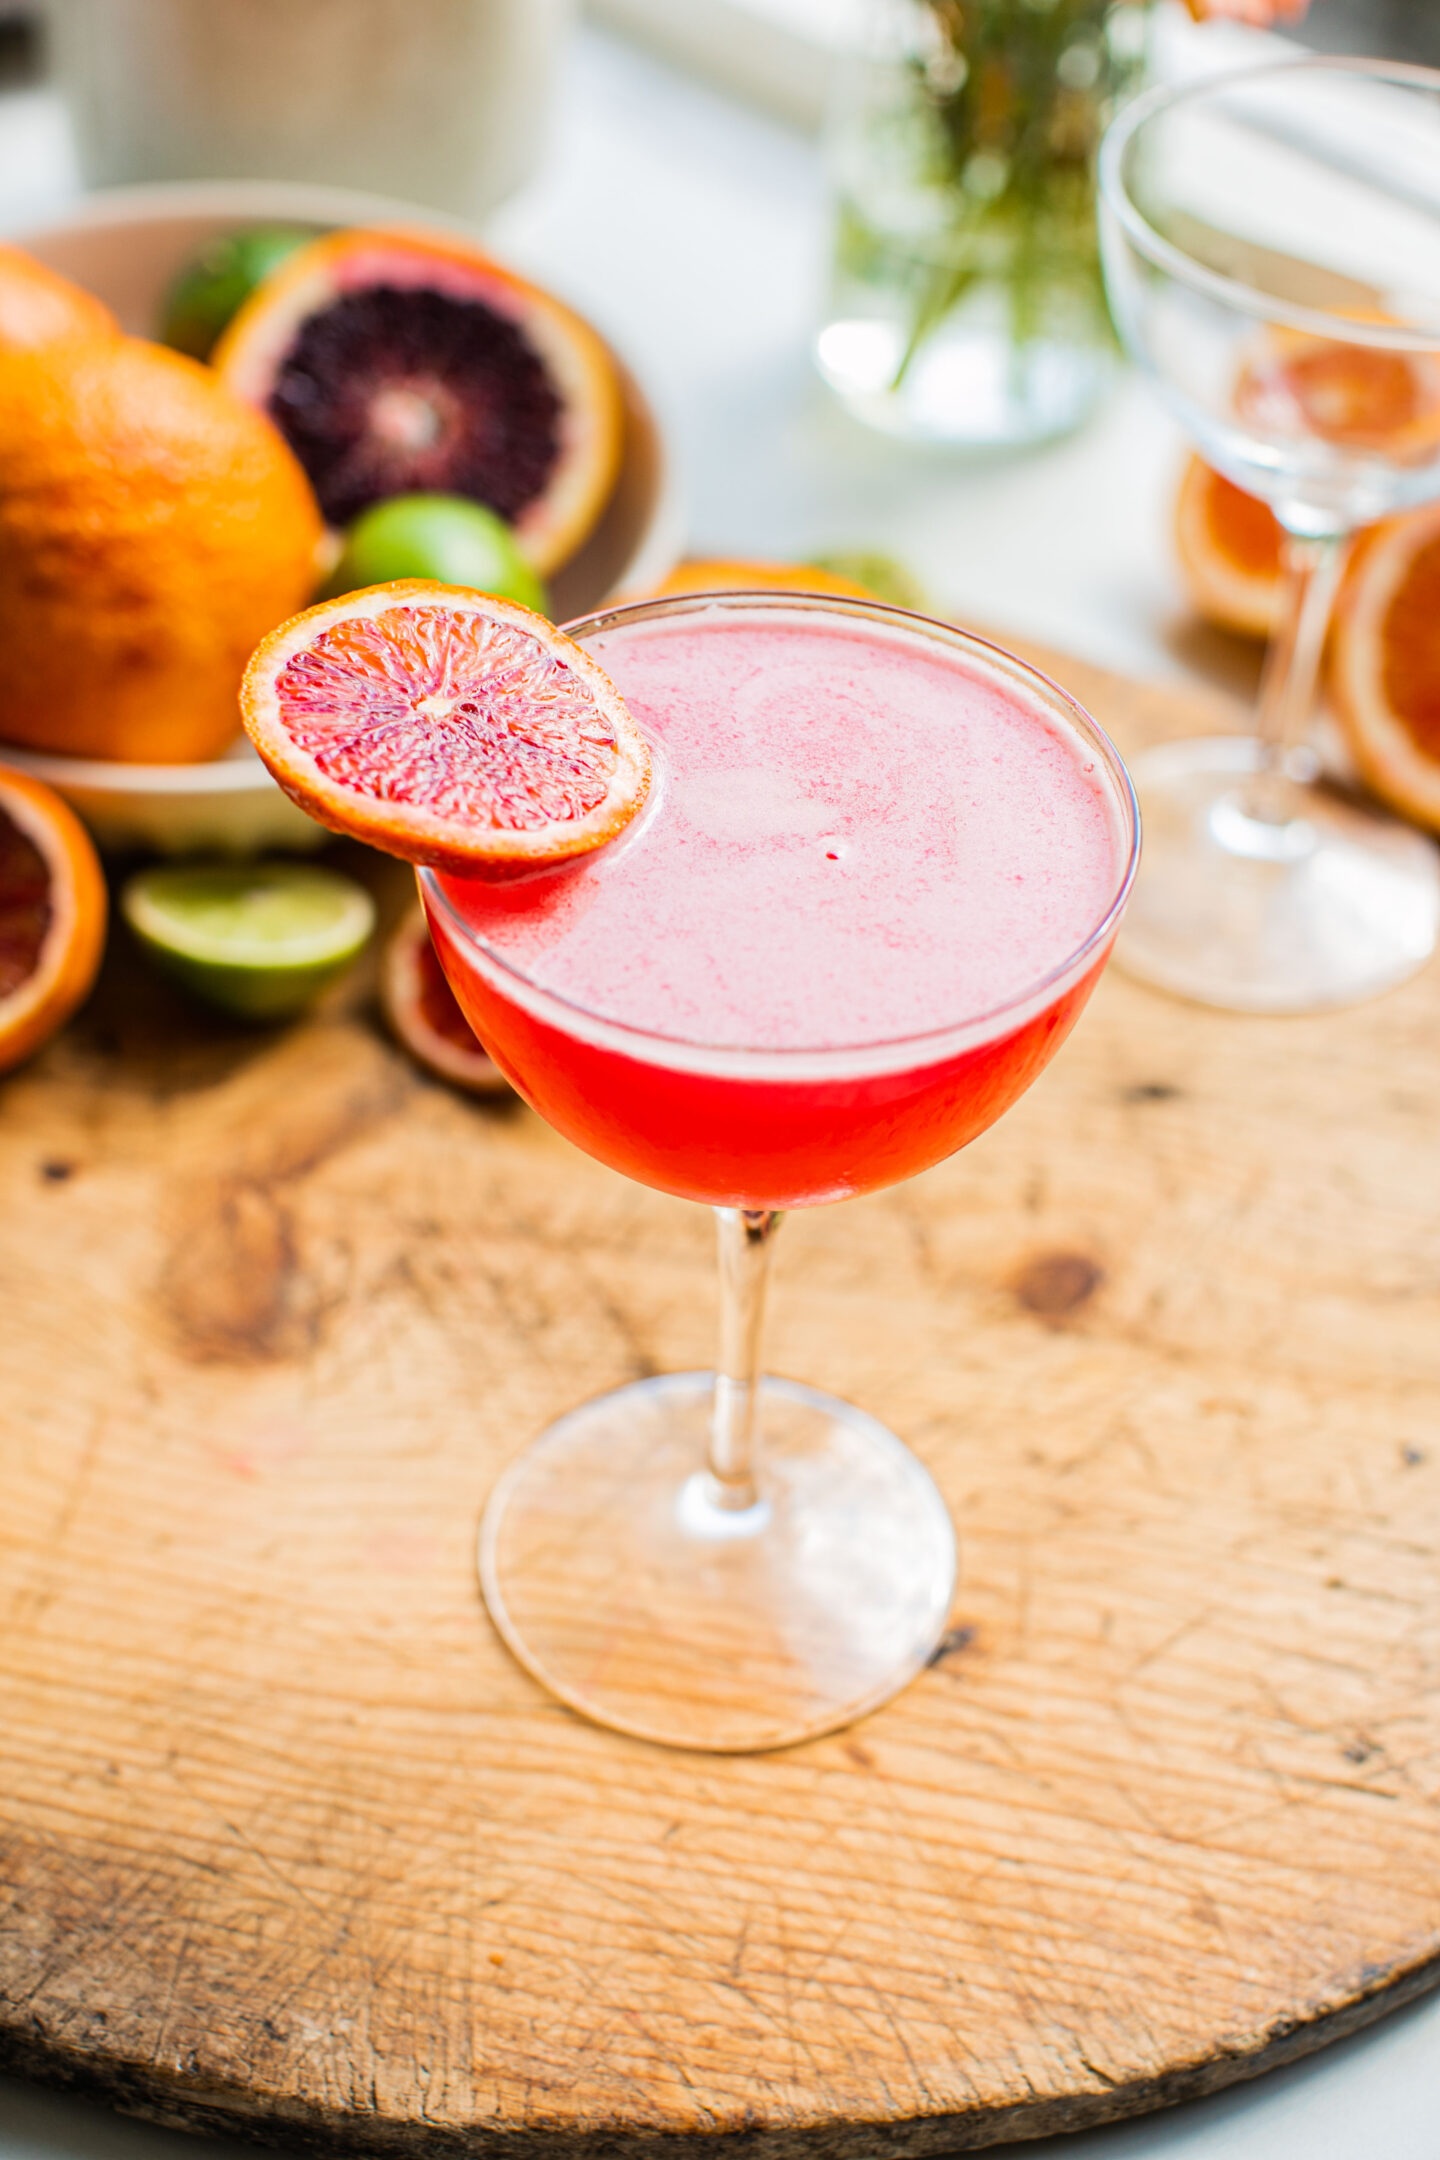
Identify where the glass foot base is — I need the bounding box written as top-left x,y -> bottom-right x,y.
478,1372 -> 957,1753
1116,737 -> 1440,1013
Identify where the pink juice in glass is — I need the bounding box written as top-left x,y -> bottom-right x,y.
423,599 -> 1134,1210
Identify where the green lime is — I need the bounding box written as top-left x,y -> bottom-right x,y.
161,226 -> 312,361
808,552 -> 929,613
122,862 -> 376,1021
321,494 -> 549,613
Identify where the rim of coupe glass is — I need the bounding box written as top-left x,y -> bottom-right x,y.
1099,56 -> 1440,354
419,593 -> 1140,1081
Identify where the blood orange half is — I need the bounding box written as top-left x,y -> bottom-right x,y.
0,766 -> 107,1075
241,582 -> 650,871
1330,504 -> 1440,832
214,228 -> 623,578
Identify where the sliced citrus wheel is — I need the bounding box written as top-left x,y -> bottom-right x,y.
241,581 -> 650,871
0,766 -> 107,1074
1329,503 -> 1440,832
1236,332 -> 1440,457
122,861 -> 376,1020
213,227 -> 623,577
382,906 -> 507,1095
1174,455 -> 1286,638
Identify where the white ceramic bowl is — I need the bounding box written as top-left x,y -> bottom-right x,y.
1,180 -> 684,854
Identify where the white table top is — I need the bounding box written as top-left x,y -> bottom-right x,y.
2,19 -> 1438,2160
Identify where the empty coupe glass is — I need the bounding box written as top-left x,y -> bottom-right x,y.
1099,58 -> 1440,1011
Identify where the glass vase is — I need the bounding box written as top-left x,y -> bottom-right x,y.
816,0 -> 1151,448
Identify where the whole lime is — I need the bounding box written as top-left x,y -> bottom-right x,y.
161,227 -> 312,361
322,494 -> 550,613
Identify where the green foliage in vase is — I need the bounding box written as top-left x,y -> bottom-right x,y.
836,0 -> 1149,387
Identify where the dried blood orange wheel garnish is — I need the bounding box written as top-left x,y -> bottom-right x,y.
241,581 -> 650,871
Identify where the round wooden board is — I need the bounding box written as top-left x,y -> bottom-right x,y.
3,652 -> 1440,2158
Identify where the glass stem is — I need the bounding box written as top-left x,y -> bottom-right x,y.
1252,532 -> 1350,796
709,1207 -> 782,1512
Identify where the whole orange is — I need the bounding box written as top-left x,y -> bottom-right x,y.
0,244 -> 117,353
0,335 -> 324,763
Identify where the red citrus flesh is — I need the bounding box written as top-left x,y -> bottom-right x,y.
0,800 -> 49,999
241,582 -> 650,871
0,765 -> 107,1074
214,229 -> 623,577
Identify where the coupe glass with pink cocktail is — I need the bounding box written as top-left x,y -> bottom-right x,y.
423,593 -> 1138,1752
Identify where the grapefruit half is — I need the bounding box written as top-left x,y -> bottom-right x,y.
1330,504 -> 1440,832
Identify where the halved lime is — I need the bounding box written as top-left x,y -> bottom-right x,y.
122,862 -> 375,1020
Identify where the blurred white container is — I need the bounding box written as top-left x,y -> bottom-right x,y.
40,0 -> 574,218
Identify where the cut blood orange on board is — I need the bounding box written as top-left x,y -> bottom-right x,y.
1330,503 -> 1440,832
1173,456 -> 1285,638
241,582 -> 650,871
382,907 -> 508,1095
214,228 -> 623,577
0,767 -> 106,1075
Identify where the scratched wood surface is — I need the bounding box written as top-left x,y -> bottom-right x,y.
2,647 -> 1440,2159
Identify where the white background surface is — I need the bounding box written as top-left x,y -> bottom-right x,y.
2,15 -> 1438,2159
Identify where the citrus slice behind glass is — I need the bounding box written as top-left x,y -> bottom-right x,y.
241,581 -> 650,871
122,861 -> 375,1020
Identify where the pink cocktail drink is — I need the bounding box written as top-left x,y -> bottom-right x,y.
421,594 -> 1137,1754
424,601 -> 1132,1210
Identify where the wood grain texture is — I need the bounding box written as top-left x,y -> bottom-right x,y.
2,648 -> 1440,2156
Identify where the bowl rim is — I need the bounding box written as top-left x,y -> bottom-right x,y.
0,178 -> 684,795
